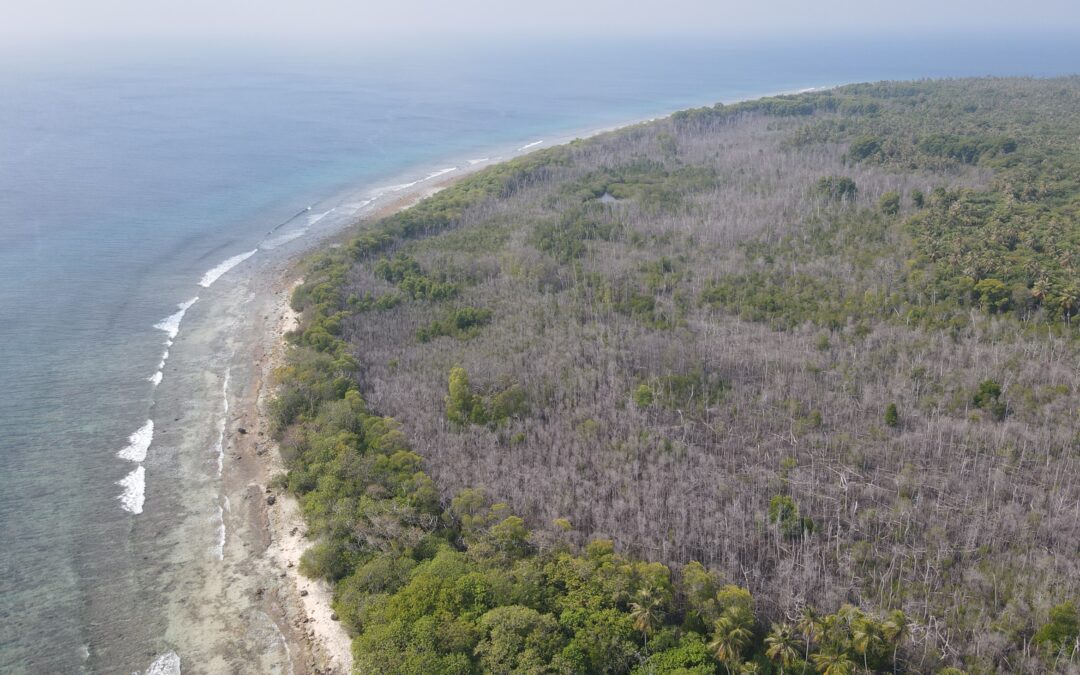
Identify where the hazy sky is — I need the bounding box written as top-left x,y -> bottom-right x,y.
5,0 -> 1080,46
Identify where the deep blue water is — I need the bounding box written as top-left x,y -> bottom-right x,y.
1,35 -> 1078,672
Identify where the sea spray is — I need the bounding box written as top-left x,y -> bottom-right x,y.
117,466 -> 146,514
143,651 -> 181,675
424,167 -> 457,180
211,367 -> 231,476
117,420 -> 154,462
211,502 -> 225,560
153,297 -> 199,340
198,250 -> 257,288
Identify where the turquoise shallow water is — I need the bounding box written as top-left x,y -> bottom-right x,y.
0,36 -> 1078,672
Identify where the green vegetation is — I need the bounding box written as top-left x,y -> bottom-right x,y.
446,366 -> 528,427
1034,602 -> 1080,657
813,176 -> 858,203
274,78 -> 1080,673
767,495 -> 813,539
417,307 -> 493,342
883,403 -> 899,429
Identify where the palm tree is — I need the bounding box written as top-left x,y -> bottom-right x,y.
1058,285 -> 1079,322
812,647 -> 857,675
851,619 -> 883,673
1031,277 -> 1051,304
765,623 -> 800,673
797,607 -> 822,661
629,587 -> 665,655
881,610 -> 908,673
709,608 -> 754,674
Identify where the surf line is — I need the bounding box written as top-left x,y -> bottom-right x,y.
117,295 -> 200,514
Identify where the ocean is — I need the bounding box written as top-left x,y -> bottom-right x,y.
1,35 -> 1078,673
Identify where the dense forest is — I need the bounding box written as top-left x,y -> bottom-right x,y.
272,78 -> 1080,673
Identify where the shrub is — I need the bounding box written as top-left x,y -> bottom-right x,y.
814,176 -> 858,203
1034,601 -> 1079,655
885,403 -> 899,428
879,191 -> 901,215
973,379 -> 1006,420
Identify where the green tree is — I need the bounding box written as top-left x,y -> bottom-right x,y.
797,608 -> 822,661
634,383 -> 654,408
973,379 -> 1006,420
629,587 -> 666,654
1034,601 -> 1079,656
851,618 -> 884,673
812,647 -> 856,675
475,605 -> 564,674
680,561 -> 720,627
881,610 -> 907,671
884,403 -> 899,428
879,191 -> 901,215
814,176 -> 858,203
709,606 -> 754,673
849,136 -> 882,161
768,495 -> 810,538
446,366 -> 475,425
765,623 -> 800,673
974,278 -> 1010,313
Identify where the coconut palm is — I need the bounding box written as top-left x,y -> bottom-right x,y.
812,647 -> 857,675
1031,276 -> 1051,304
765,622 -> 800,673
797,607 -> 822,660
881,610 -> 908,673
709,608 -> 754,673
851,618 -> 884,673
629,587 -> 665,655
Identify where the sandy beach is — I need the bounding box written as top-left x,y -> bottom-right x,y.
153,115 -> 659,674
215,184 -> 457,675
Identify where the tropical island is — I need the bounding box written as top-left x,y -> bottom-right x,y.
271,78 -> 1080,674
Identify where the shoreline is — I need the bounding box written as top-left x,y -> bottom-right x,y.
227,183 -> 459,675
216,84 -> 847,673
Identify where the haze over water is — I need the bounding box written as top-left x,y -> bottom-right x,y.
0,36 -> 1077,672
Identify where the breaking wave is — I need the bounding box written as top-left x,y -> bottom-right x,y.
153,297 -> 199,341
117,465 -> 145,514
117,419 -> 153,463
143,651 -> 181,675
198,249 -> 257,287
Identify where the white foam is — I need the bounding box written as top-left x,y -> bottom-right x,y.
143,651 -> 181,675
153,297 -> 199,340
262,229 -> 307,248
518,140 -> 543,151
211,367 -> 231,476
148,371 -> 163,387
424,167 -> 457,180
198,249 -> 257,288
117,465 -> 146,514
386,180 -> 419,193
223,495 -> 231,511
211,503 -> 225,560
342,198 -> 374,212
466,158 -> 489,165
118,420 -> 154,462
306,209 -> 332,226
